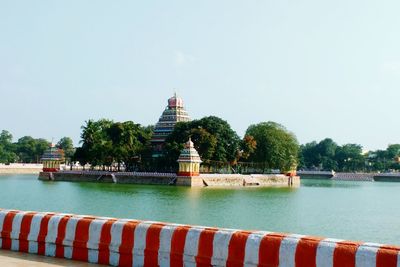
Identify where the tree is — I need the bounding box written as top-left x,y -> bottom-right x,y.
56,137 -> 75,162
79,119 -> 113,168
239,135 -> 257,160
0,130 -> 17,163
106,121 -> 152,171
334,144 -> 364,171
163,116 -> 240,168
75,119 -> 152,171
245,122 -> 299,172
15,136 -> 50,163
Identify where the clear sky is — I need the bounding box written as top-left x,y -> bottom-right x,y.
1,1 -> 399,150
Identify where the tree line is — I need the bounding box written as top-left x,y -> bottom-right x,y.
0,130 -> 75,164
2,120 -> 399,173
73,116 -> 299,173
299,138 -> 400,172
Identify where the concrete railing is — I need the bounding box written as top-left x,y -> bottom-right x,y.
0,209 -> 399,267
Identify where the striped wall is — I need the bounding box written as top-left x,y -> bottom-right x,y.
0,209 -> 399,267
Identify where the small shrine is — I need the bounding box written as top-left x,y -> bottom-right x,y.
177,138 -> 202,177
41,144 -> 64,172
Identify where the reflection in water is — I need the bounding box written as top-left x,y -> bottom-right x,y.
0,175 -> 400,245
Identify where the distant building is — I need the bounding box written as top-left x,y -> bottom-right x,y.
151,93 -> 191,157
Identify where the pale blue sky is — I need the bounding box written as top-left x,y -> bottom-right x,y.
1,1 -> 399,150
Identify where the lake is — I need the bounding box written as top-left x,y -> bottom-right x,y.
0,174 -> 399,245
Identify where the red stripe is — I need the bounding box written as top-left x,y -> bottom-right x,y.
72,217 -> 96,261
98,219 -> 117,265
37,213 -> 55,255
226,231 -> 252,267
144,223 -> 166,267
258,233 -> 288,267
376,245 -> 400,267
294,236 -> 323,267
333,241 -> 361,267
1,211 -> 18,250
119,221 -> 140,267
18,212 -> 37,253
170,225 -> 191,267
196,228 -> 218,267
55,215 -> 72,258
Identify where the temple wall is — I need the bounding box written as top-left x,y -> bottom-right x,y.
38,171 -> 299,188
38,171 -> 173,185
0,208 -> 398,267
0,164 -> 42,174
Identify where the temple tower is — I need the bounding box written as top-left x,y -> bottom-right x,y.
151,93 -> 190,157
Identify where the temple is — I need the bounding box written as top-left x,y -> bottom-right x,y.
151,93 -> 191,157
177,138 -> 202,177
41,144 -> 64,172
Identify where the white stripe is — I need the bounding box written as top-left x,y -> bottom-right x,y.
27,213 -> 47,254
0,211 -> 7,233
355,243 -> 380,267
211,229 -> 236,266
183,227 -> 203,266
45,215 -> 66,244
10,211 -> 27,251
64,246 -> 73,259
158,224 -> 179,267
28,241 -> 38,254
109,220 -> 130,266
63,216 -> 82,259
244,231 -> 270,267
278,234 -> 304,267
133,222 -> 151,267
88,249 -> 99,263
45,243 -> 56,257
109,220 -> 125,253
63,216 -> 81,247
27,213 -> 47,242
10,211 -> 27,239
316,238 -> 343,267
88,219 -> 107,250
109,251 -> 120,267
45,214 -> 70,257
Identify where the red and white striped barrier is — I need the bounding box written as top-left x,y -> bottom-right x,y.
0,209 -> 399,267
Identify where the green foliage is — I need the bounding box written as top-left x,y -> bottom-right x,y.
245,122 -> 299,172
335,144 -> 364,171
300,138 -> 400,172
163,116 -> 240,168
0,130 -> 17,163
299,138 -> 338,170
56,137 -> 75,161
75,119 -> 152,171
16,136 -> 50,163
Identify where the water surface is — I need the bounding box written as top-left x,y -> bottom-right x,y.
0,174 -> 399,245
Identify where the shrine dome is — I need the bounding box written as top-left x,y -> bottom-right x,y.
177,138 -> 202,164
168,93 -> 184,109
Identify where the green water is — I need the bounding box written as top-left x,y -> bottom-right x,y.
0,174 -> 399,245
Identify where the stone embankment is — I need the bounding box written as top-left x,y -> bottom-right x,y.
0,209 -> 399,267
39,171 -> 299,187
298,171 -> 400,182
0,163 -> 42,174
332,173 -> 375,182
